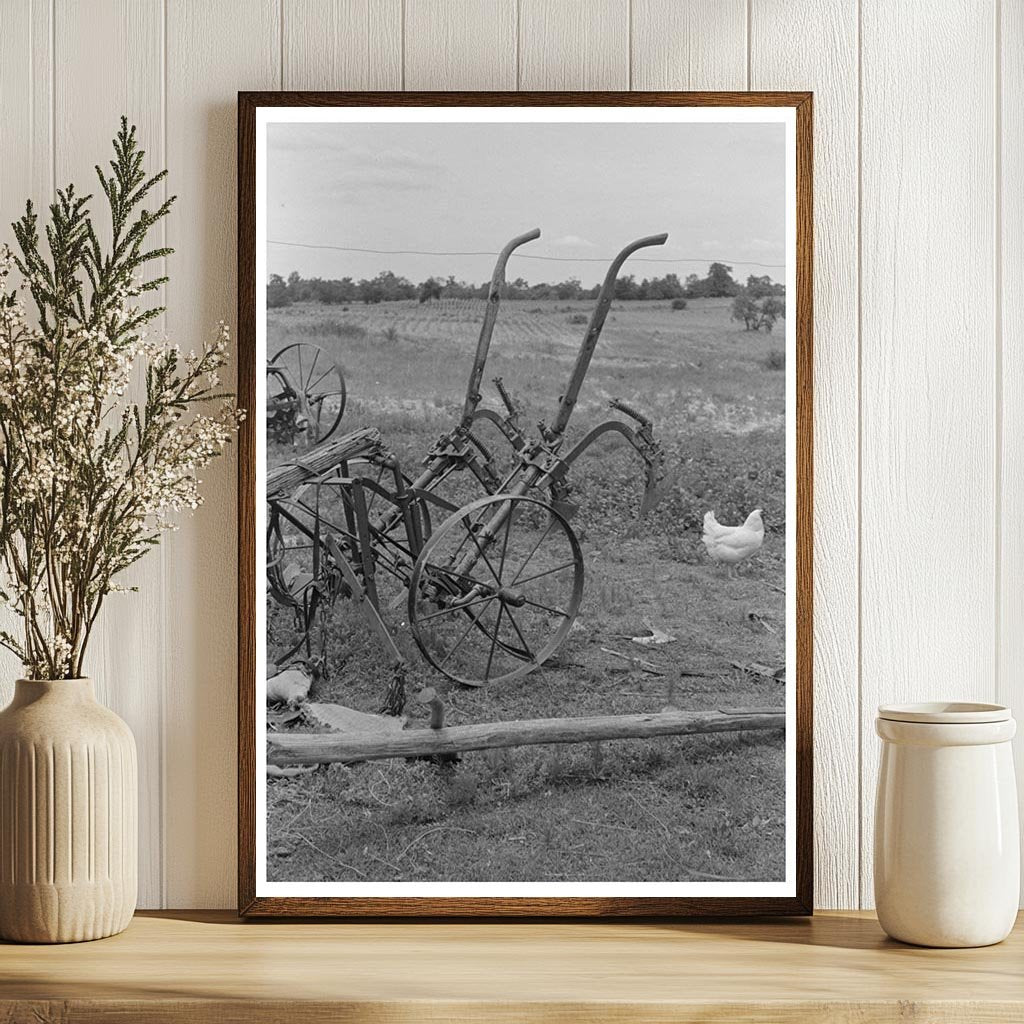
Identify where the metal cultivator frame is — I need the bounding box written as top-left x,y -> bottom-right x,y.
266,229 -> 671,700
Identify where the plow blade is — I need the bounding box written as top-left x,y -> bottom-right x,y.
639,463 -> 677,517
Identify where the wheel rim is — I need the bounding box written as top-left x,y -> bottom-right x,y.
408,494 -> 584,686
267,342 -> 346,446
267,469 -> 431,611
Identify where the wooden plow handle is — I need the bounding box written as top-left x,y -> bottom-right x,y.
460,228 -> 541,428
550,232 -> 668,437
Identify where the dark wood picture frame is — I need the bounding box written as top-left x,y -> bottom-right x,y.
238,90 -> 813,918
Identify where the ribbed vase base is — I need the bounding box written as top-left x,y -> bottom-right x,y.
0,880 -> 134,943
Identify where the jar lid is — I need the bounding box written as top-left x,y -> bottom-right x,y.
877,701 -> 1011,724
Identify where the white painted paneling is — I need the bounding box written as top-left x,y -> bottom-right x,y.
0,0 -> 51,217
0,0 -> 1019,909
51,0 -> 168,909
0,0 -> 52,697
404,0 -> 516,90
163,0 -> 280,909
859,0 -> 998,907
631,0 -> 746,91
750,0 -> 860,910
283,0 -> 402,90
519,0 -> 629,90
1000,0 -> 1024,895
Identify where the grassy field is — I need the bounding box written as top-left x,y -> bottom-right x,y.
266,296 -> 788,884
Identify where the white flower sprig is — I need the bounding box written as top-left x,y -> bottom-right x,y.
0,119 -> 240,679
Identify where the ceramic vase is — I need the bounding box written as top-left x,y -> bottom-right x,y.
874,701 -> 1019,948
0,678 -> 137,943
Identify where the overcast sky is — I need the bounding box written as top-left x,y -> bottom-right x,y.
267,120 -> 786,289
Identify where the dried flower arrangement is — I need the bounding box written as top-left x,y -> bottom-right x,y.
0,119 -> 240,679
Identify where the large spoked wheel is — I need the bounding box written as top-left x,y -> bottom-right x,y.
408,494 -> 584,687
267,342 -> 346,447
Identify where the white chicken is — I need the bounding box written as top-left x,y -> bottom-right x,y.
702,509 -> 764,576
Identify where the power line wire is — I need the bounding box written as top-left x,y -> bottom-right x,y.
266,238 -> 785,270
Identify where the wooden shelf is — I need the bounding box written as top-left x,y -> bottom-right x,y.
2,910 -> 1022,1022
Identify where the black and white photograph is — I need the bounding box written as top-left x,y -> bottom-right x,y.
247,100 -> 807,912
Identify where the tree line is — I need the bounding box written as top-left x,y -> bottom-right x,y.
267,262 -> 784,308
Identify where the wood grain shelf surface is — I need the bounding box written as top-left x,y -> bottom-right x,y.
2,910 -> 1022,1023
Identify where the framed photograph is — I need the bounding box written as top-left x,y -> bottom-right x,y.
238,91 -> 812,917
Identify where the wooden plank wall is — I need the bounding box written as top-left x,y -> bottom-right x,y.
0,0 -> 1014,910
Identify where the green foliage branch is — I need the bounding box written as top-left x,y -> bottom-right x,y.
0,118 -> 240,679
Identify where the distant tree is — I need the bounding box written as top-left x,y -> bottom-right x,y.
358,278 -> 383,304
266,267 -> 713,305
317,277 -> 356,304
732,293 -> 761,330
758,295 -> 785,332
370,270 -> 415,301
745,274 -> 775,298
285,270 -> 309,302
267,273 -> 292,308
706,262 -> 740,297
554,277 -> 582,300
614,274 -> 641,301
745,274 -> 785,298
354,271 -> 415,304
647,273 -> 684,299
684,263 -> 741,298
505,276 -> 530,300
658,273 -> 685,299
418,277 -> 443,303
437,275 -> 485,300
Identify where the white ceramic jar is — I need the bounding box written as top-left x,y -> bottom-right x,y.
874,702 -> 1019,947
0,678 -> 137,942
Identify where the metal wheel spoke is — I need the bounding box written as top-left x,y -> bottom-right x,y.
521,597 -> 568,618
515,560 -> 578,586
497,502 -> 515,578
422,562 -> 498,590
503,607 -> 536,662
444,520 -> 477,565
509,521 -> 556,585
308,366 -> 335,391
437,597 -> 496,669
484,604 -> 504,680
461,517 -> 503,585
304,348 -> 322,391
416,594 -> 494,624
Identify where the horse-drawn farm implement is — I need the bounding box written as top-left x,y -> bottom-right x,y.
264,229 -> 787,774
266,341 -> 346,447
267,229 -> 673,700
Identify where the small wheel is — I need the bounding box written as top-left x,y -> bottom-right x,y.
408,494 -> 584,686
268,342 -> 346,446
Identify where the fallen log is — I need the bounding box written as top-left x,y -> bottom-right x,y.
267,426 -> 386,496
267,708 -> 785,766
